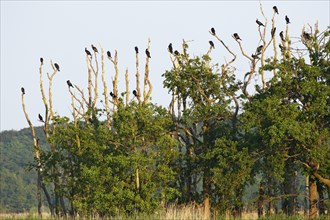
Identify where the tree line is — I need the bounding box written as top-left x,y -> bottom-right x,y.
20,6 -> 329,219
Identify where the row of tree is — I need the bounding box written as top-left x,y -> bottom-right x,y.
20,8 -> 329,219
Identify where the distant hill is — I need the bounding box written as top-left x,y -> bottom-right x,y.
0,126 -> 46,213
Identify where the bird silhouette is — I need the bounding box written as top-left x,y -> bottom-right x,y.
54,63 -> 60,71
110,91 -> 116,98
209,41 -> 215,49
233,33 -> 242,40
133,90 -> 138,97
91,44 -> 98,53
40,58 -> 43,65
38,114 -> 44,122
273,6 -> 279,14
67,80 -> 73,88
85,48 -> 92,57
211,27 -> 216,35
145,49 -> 151,58
271,27 -> 276,37
303,32 -> 311,40
21,87 -> 25,95
256,45 -> 264,54
251,54 -> 260,59
174,50 -> 180,56
107,51 -> 112,58
135,46 -> 139,54
279,31 -> 285,41
256,19 -> 265,27
168,43 -> 173,54
285,16 -> 290,24
279,44 -> 284,51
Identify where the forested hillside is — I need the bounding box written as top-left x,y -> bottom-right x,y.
0,127 -> 46,212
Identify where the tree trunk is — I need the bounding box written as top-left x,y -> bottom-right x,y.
37,170 -> 42,217
309,178 -> 318,219
203,176 -> 211,219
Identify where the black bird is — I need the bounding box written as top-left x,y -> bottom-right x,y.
251,54 -> 260,59
279,31 -> 285,41
85,47 -> 92,57
285,15 -> 290,24
110,91 -> 116,98
107,51 -> 112,58
271,27 -> 276,37
91,44 -> 98,53
233,33 -> 242,40
21,87 -> 25,95
38,114 -> 44,122
256,19 -> 265,27
174,50 -> 180,56
145,49 -> 151,58
273,6 -> 279,14
168,43 -> 173,54
211,27 -> 216,35
256,45 -> 264,54
279,44 -> 284,51
40,57 -> 43,65
133,90 -> 138,97
303,32 -> 311,40
54,63 -> 60,71
209,40 -> 215,49
67,80 -> 73,88
135,46 -> 139,54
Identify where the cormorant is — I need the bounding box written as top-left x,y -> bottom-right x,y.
256,19 -> 265,27
233,33 -> 242,40
85,48 -> 92,57
145,49 -> 151,58
256,45 -> 263,54
54,63 -> 60,71
91,44 -> 98,53
174,50 -> 180,56
107,51 -> 112,58
168,43 -> 173,54
211,27 -> 216,35
279,31 -> 285,41
252,54 -> 260,59
110,91 -> 115,98
135,46 -> 139,54
21,87 -> 25,95
67,80 -> 73,88
303,32 -> 311,40
133,90 -> 138,97
279,44 -> 284,51
285,16 -> 290,24
209,40 -> 215,49
273,6 -> 279,14
271,27 -> 276,37
38,114 -> 44,122
40,57 -> 43,65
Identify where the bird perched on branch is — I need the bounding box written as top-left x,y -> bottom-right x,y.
38,114 -> 44,122
54,63 -> 60,71
110,91 -> 116,98
271,27 -> 276,37
256,45 -> 264,54
285,15 -> 290,24
91,44 -> 98,53
133,90 -> 138,97
273,6 -> 279,14
251,54 -> 260,59
107,51 -> 112,58
303,32 -> 311,40
21,87 -> 25,95
279,44 -> 284,51
145,49 -> 151,58
67,80 -> 73,88
209,41 -> 215,49
168,43 -> 173,54
85,48 -> 92,57
211,27 -> 216,35
40,58 -> 43,65
256,19 -> 264,27
174,50 -> 180,56
279,31 -> 285,41
135,46 -> 139,54
233,33 -> 242,41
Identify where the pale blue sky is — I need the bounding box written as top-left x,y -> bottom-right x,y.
1,1 -> 329,131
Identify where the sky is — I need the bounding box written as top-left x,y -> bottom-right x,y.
1,0 -> 329,131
